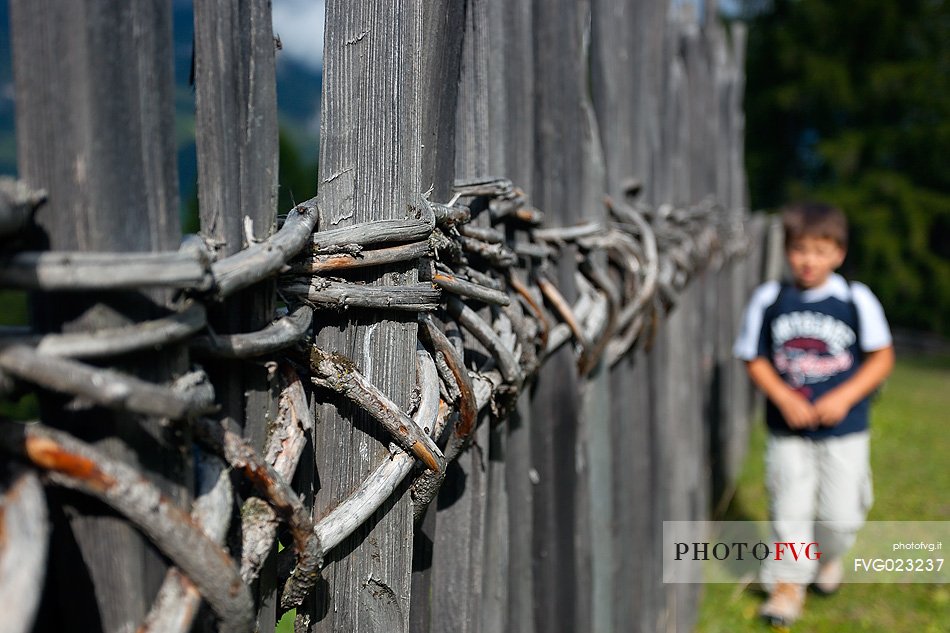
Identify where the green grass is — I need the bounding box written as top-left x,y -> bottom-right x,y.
696,354 -> 950,632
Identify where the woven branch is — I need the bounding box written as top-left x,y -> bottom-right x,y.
190,305 -> 313,358
294,240 -> 432,273
192,417 -> 322,612
445,296 -> 524,386
311,217 -> 433,252
0,468 -> 48,633
1,303 -> 208,359
419,315 -> 477,440
432,272 -> 510,307
0,422 -> 254,633
0,345 -> 215,419
264,365 -> 314,482
211,197 -> 319,297
313,348 -> 439,552
0,250 -> 212,291
605,200 -> 660,365
537,273 -> 589,347
458,224 -> 505,244
284,279 -> 442,312
309,347 -> 445,473
457,235 -> 519,268
533,221 -> 605,242
452,177 -> 513,198
577,259 -> 621,374
431,202 -> 472,227
139,452 -> 232,633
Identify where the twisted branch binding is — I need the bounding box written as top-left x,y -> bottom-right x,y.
0,179 -> 745,632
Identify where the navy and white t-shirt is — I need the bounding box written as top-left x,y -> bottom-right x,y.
733,273 -> 892,438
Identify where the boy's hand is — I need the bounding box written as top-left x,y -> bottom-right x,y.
746,358 -> 819,429
814,391 -> 852,426
813,346 -> 895,426
776,391 -> 818,429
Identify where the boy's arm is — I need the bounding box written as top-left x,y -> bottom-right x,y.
814,345 -> 895,426
745,358 -> 818,429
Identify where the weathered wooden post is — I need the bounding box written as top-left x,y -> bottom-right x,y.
498,2 -> 537,631
2,1 -> 758,630
530,1 -> 606,630
9,1 -> 185,630
192,0 -> 280,627
427,2 -> 494,631
713,21 -> 753,506
589,0 -> 666,629
310,2 -> 426,630
410,4 -> 466,631
648,9 -> 703,631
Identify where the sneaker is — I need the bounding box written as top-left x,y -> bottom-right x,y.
813,558 -> 843,594
759,582 -> 805,626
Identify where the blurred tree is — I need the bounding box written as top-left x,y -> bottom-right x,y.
738,0 -> 950,335
276,128 -> 319,214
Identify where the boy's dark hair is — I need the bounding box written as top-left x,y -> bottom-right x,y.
781,202 -> 848,249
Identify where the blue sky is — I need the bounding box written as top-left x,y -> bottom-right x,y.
272,0 -> 326,71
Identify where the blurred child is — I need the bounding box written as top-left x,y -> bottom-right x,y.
733,202 -> 895,626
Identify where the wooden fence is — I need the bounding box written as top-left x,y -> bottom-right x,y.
0,1 -> 764,632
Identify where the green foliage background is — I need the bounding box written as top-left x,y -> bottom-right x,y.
738,0 -> 950,335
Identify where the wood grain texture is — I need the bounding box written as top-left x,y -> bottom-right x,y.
530,0 -> 601,629
311,2 -> 425,630
9,2 -> 186,630
192,1 -> 280,625
428,2 -> 493,630
5,2 -> 755,630
589,2 -> 664,630
410,1 -> 467,629
495,2 -> 537,630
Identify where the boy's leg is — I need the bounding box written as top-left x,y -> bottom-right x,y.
760,432 -> 820,589
814,431 -> 873,564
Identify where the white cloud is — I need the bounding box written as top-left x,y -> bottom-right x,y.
272,0 -> 326,70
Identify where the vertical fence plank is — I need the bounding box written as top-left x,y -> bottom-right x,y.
411,4 -> 467,631
719,23 -> 753,505
192,2 -> 280,627
192,0 -> 279,449
6,1 -> 758,630
576,7 -> 614,633
10,1 -> 184,631
428,2 -> 492,629
590,0 -> 668,630
480,2 -> 520,627
312,2 -> 424,630
589,1 -> 645,630
653,9 -> 699,631
531,1 -> 580,629
498,1 -> 537,631
530,1 -> 602,630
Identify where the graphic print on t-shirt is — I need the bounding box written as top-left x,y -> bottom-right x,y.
770,309 -> 856,390
734,275 -> 891,438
